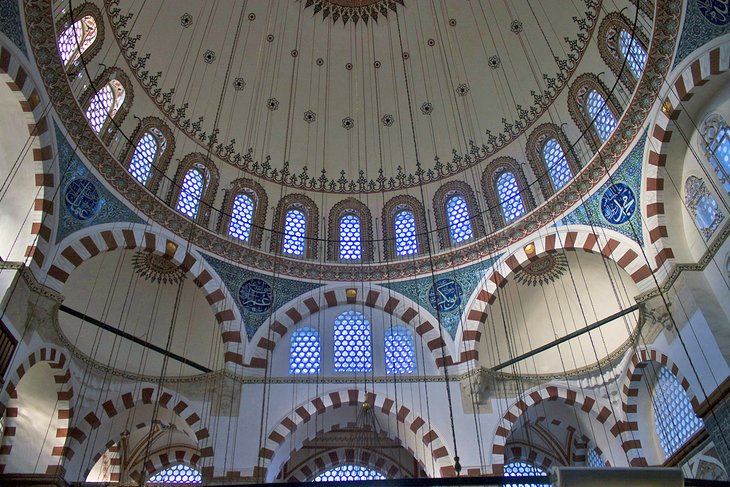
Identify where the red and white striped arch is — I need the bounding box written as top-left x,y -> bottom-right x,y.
458,228 -> 654,365
280,447 -> 413,482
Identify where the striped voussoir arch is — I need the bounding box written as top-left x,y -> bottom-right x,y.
282,447 -> 410,482
0,347 -> 73,475
67,386 -> 214,480
259,389 -> 456,480
504,444 -> 557,471
130,448 -> 202,483
490,385 -> 647,475
248,286 -> 456,369
505,416 -> 599,467
0,43 -> 56,269
44,226 -> 244,367
461,229 -> 653,363
644,42 -> 730,273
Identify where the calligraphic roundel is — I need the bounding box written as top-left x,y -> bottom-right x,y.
600,182 -> 636,225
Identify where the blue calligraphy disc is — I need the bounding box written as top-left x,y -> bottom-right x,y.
238,278 -> 273,314
64,178 -> 101,221
428,278 -> 463,313
600,182 -> 636,225
697,0 -> 730,26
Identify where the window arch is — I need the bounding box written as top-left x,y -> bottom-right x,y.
271,194 -> 319,259
700,113 -> 730,195
433,181 -> 484,249
526,124 -> 581,198
327,198 -> 374,262
685,176 -> 724,241
333,310 -> 372,373
169,154 -> 219,225
503,461 -> 549,487
146,464 -> 202,485
652,366 -> 704,457
482,157 -> 535,229
568,74 -> 622,153
314,465 -> 385,482
81,68 -> 133,144
219,178 -> 268,248
385,326 -> 415,374
383,194 -> 428,259
55,3 -> 104,74
289,326 -> 321,375
124,117 -> 174,192
598,13 -> 650,90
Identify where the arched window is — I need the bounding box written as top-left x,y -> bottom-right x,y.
228,193 -> 255,242
339,213 -> 362,260
283,209 -> 307,256
446,194 -> 474,244
496,171 -> 526,223
85,79 -> 125,134
504,462 -> 548,487
618,29 -> 647,79
385,326 -> 415,374
57,15 -> 97,68
652,366 -> 703,457
289,327 -> 320,375
129,128 -> 166,185
701,113 -> 730,194
543,138 -> 573,191
526,124 -> 580,198
394,209 -> 418,256
598,13 -> 650,90
146,464 -> 202,485
685,176 -> 724,240
586,89 -> 617,143
314,465 -> 385,482
333,311 -> 372,373
176,168 -> 204,219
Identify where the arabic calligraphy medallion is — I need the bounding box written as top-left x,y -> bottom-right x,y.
64,178 -> 101,221
428,278 -> 463,313
600,182 -> 636,225
697,0 -> 730,26
238,278 -> 273,314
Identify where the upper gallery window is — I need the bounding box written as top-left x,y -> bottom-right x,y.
85,79 -> 125,134
129,128 -> 166,185
496,171 -> 527,223
176,168 -> 205,219
585,89 -> 617,143
542,137 -> 573,191
58,15 -> 98,67
339,213 -> 363,260
618,29 -> 648,79
685,176 -> 724,240
446,194 -> 474,244
283,208 -> 307,256
228,193 -> 255,242
394,209 -> 418,256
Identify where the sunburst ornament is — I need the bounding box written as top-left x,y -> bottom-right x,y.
514,253 -> 568,287
132,251 -> 186,285
300,0 -> 405,25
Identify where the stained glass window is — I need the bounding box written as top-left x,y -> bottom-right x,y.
58,16 -> 97,67
229,193 -> 254,242
314,465 -> 385,482
385,326 -> 415,374
585,89 -> 617,142
653,366 -> 703,457
339,213 -> 362,260
587,448 -> 604,468
146,464 -> 202,485
703,115 -> 730,194
446,194 -> 473,244
333,311 -> 372,373
618,30 -> 647,79
176,168 -> 204,219
497,171 -> 526,222
394,209 -> 418,256
85,80 -> 125,134
685,176 -> 723,240
504,462 -> 549,487
129,131 -> 159,185
289,327 -> 320,375
543,138 -> 572,190
283,209 -> 306,256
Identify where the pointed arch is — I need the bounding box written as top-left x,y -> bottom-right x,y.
219,178 -> 268,248
168,153 -> 220,226
481,157 -> 536,229
433,181 -> 484,249
526,123 -> 581,198
54,2 -> 104,75
271,193 -> 320,259
123,116 -> 175,193
79,67 -> 133,145
382,194 -> 428,259
327,197 -> 374,262
568,73 -> 622,153
598,12 -> 650,91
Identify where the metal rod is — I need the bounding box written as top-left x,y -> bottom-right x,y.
58,304 -> 212,373
492,303 -> 642,371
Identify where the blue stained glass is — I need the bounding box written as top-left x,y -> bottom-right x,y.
129,132 -> 158,185
619,30 -> 647,79
339,214 -> 362,260
283,209 -> 306,256
333,311 -> 372,373
446,195 -> 473,244
709,126 -> 730,194
146,464 -> 202,485
543,138 -> 572,190
497,171 -> 526,222
85,84 -> 113,134
586,90 -> 617,142
587,448 -> 603,468
58,16 -> 97,67
385,326 -> 415,374
653,367 -> 703,457
394,209 -> 418,256
229,193 -> 254,241
176,169 -> 204,218
314,465 -> 385,482
504,462 -> 549,487
289,327 -> 320,375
